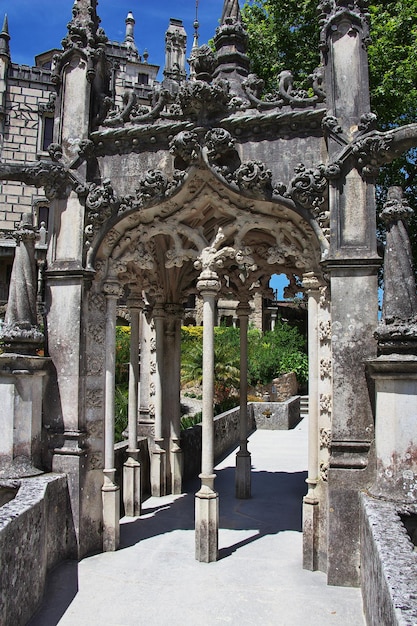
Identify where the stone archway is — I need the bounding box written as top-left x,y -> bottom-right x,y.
87,161 -> 327,559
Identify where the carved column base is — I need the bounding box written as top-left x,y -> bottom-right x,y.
195,474 -> 219,563
123,451 -> 141,517
151,440 -> 166,497
102,469 -> 120,552
302,494 -> 319,571
170,439 -> 183,495
235,448 -> 251,499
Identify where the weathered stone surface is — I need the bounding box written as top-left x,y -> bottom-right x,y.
0,474 -> 73,626
361,494 -> 417,626
272,372 -> 298,401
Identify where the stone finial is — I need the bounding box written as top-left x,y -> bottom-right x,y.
0,14 -> 10,59
375,187 -> 417,354
62,0 -> 107,52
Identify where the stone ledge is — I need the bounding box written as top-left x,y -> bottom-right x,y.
361,493 -> 417,626
0,474 -> 73,626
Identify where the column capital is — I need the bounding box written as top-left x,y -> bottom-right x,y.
197,276 -> 221,296
302,271 -> 321,293
153,303 -> 166,319
126,295 -> 144,313
236,301 -> 251,318
164,303 -> 184,319
103,280 -> 123,299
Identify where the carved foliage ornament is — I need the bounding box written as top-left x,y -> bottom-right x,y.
351,133 -> 394,179
242,67 -> 325,110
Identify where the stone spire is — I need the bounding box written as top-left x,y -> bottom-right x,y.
0,14 -> 10,59
0,214 -> 43,354
188,1 -> 200,80
213,0 -> 249,91
375,187 -> 417,354
125,11 -> 138,57
220,0 -> 241,24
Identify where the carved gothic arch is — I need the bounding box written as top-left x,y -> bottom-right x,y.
90,164 -> 327,303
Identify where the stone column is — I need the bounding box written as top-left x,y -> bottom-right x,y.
235,301 -> 251,499
123,295 -> 142,517
151,304 -> 166,497
302,272 -> 320,571
102,281 -> 121,551
165,304 -> 183,495
195,275 -> 220,562
138,308 -> 152,430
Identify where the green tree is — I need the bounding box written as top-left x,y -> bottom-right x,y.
242,1 -> 417,271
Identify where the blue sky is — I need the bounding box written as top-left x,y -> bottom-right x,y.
0,0 -> 227,75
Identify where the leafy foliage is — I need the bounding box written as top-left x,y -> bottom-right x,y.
247,321 -> 308,385
115,326 -> 130,386
181,321 -> 308,393
241,0 -> 319,92
242,0 -> 417,274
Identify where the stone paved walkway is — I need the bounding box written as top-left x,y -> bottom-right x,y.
29,418 -> 365,626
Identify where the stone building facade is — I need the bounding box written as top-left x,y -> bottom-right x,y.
1,3 -> 417,622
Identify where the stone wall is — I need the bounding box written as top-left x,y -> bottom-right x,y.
0,64 -> 53,229
182,405 -> 255,479
181,400 -> 301,479
361,494 -> 417,626
0,474 -> 73,626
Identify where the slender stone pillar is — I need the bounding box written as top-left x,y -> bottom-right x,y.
102,281 -> 121,551
236,300 -> 251,499
195,276 -> 220,563
123,295 -> 142,517
302,272 -> 320,571
165,304 -> 184,495
151,304 -> 166,497
138,308 -> 152,428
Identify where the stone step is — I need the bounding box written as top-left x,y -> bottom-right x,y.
300,395 -> 309,416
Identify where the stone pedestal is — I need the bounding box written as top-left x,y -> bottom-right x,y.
195,474 -> 219,563
302,495 -> 319,571
170,438 -> 183,495
102,469 -> 120,552
0,354 -> 49,479
368,355 -> 417,502
123,450 -> 141,517
151,440 -> 166,497
236,448 -> 251,499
